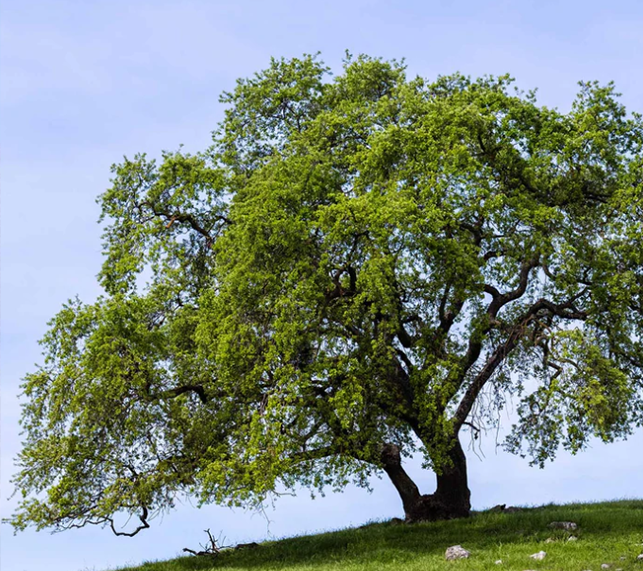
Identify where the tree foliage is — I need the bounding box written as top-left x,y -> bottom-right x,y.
9,54 -> 643,534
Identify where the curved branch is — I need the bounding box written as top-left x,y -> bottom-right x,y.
455,256 -> 541,388
453,295 -> 588,431
485,256 -> 540,319
109,505 -> 150,537
157,384 -> 209,404
140,200 -> 230,246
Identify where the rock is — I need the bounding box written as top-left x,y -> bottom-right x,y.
549,521 -> 578,531
488,504 -> 523,513
487,504 -> 525,513
545,537 -> 555,543
620,556 -> 627,560
568,536 -> 578,541
601,565 -> 611,569
530,551 -> 547,561
235,542 -> 259,550
445,545 -> 470,560
637,554 -> 643,562
495,560 -> 502,565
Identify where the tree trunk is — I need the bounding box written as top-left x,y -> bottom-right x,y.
380,443 -> 422,516
381,437 -> 471,523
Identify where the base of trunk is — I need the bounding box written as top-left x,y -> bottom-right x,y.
380,438 -> 471,524
404,492 -> 471,523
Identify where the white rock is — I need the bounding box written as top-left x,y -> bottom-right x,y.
530,551 -> 547,561
601,565 -> 611,569
445,545 -> 470,560
545,537 -> 555,543
495,560 -> 502,565
637,554 -> 643,561
549,521 -> 578,531
568,536 -> 578,541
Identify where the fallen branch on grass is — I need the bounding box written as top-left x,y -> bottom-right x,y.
182,528 -> 232,556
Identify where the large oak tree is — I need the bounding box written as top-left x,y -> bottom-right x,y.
9,54 -> 643,534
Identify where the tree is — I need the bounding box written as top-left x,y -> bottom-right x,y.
8,54 -> 643,535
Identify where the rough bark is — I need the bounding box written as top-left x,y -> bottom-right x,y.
381,437 -> 471,523
380,443 -> 421,516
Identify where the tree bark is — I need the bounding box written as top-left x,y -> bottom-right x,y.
380,443 -> 421,516
381,436 -> 471,523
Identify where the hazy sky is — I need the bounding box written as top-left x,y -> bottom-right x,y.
2,1 -> 643,570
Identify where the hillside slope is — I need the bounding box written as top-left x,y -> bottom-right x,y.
117,500 -> 643,571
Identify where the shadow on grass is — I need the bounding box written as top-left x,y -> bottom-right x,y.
128,500 -> 643,571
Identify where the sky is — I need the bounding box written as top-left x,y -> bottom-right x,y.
1,1 -> 643,570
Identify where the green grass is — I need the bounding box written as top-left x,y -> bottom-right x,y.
117,500 -> 643,571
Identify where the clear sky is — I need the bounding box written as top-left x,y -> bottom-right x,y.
1,1 -> 642,570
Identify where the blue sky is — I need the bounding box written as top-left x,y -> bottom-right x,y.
2,1 -> 643,570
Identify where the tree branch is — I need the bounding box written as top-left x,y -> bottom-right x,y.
453,256 -> 541,394
109,505 -> 150,537
287,445 -> 339,464
485,255 -> 540,319
453,295 -> 588,431
141,200 -> 230,246
157,384 -> 209,404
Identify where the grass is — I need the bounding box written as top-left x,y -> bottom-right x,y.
116,500 -> 643,571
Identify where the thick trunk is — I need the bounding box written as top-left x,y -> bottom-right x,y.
380,443 -> 421,515
431,435 -> 471,518
381,437 -> 471,523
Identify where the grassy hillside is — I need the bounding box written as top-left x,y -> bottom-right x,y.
117,500 -> 643,571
